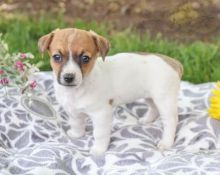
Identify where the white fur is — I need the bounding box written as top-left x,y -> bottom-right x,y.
54,53 -> 180,156
59,50 -> 82,86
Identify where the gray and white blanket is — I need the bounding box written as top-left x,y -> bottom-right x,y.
0,72 -> 220,175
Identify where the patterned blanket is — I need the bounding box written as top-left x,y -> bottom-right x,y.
0,72 -> 220,175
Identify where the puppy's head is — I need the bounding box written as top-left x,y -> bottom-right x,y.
38,28 -> 109,87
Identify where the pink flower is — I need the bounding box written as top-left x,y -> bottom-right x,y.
20,53 -> 27,59
30,80 -> 37,89
15,61 -> 24,71
0,69 -> 4,75
0,78 -> 9,85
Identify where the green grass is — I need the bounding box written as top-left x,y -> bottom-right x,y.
0,14 -> 219,83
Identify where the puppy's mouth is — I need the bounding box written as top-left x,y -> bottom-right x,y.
59,83 -> 77,87
58,81 -> 78,87
57,78 -> 79,87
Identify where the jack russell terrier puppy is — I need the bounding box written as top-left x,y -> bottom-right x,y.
38,28 -> 183,156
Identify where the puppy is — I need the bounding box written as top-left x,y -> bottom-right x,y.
38,28 -> 183,156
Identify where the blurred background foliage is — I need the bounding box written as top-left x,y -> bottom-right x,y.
0,0 -> 220,83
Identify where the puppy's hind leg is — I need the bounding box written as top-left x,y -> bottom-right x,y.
153,95 -> 178,150
139,98 -> 159,124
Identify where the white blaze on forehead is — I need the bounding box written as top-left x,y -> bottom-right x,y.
58,30 -> 84,86
67,30 -> 77,51
62,50 -> 78,74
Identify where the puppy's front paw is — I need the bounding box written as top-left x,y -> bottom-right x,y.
67,129 -> 85,138
157,139 -> 173,151
90,145 -> 107,156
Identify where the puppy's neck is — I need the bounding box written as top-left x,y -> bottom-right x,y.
80,60 -> 101,88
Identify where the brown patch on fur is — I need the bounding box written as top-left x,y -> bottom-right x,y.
109,98 -> 114,105
38,28 -> 110,77
156,53 -> 183,78
136,52 -> 183,78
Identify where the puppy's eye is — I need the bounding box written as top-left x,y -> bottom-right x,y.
81,55 -> 90,64
53,54 -> 62,63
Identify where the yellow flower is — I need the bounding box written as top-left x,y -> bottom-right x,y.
208,81 -> 220,120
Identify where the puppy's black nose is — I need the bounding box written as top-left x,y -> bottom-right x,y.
63,73 -> 75,83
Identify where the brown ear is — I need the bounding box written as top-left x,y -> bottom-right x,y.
38,33 -> 54,53
90,30 -> 110,61
38,28 -> 60,53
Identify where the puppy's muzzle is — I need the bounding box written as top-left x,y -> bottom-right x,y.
63,73 -> 75,83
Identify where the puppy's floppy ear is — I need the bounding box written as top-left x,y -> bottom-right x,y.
38,29 -> 60,53
90,30 -> 110,61
38,33 -> 54,53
